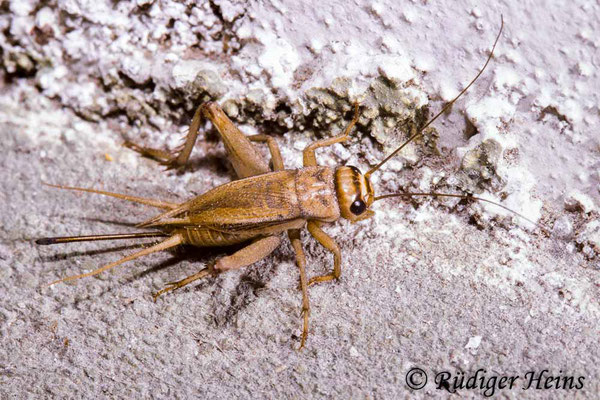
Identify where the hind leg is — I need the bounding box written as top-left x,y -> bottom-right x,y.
125,102 -> 270,178
248,134 -> 284,171
125,103 -> 206,170
152,268 -> 212,302
49,234 -> 184,286
153,235 -> 282,300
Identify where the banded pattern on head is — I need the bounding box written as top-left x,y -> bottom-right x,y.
334,166 -> 375,222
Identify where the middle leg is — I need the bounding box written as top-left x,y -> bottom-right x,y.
287,228 -> 310,350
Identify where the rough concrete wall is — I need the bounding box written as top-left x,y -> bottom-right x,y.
1,0 -> 599,398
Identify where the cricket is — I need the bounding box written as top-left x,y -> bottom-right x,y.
37,17 -> 531,348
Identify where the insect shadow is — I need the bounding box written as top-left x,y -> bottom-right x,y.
124,241 -> 283,327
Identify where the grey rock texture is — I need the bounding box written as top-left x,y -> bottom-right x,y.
1,0 -> 599,398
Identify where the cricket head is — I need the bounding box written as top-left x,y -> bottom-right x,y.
335,166 -> 375,222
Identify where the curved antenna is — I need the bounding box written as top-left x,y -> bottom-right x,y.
365,16 -> 504,179
374,190 -> 548,234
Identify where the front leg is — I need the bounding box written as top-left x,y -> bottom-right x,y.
306,221 -> 341,286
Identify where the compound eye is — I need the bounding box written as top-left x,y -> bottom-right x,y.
350,198 -> 367,215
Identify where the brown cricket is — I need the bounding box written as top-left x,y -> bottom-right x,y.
38,18 -> 530,348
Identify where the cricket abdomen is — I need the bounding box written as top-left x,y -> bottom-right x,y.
178,227 -> 254,247
177,218 -> 306,247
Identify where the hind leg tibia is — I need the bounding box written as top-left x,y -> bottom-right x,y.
49,234 -> 183,286
124,104 -> 205,170
152,267 -> 213,301
125,103 -> 271,177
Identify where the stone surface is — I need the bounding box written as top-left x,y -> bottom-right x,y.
1,0 -> 599,398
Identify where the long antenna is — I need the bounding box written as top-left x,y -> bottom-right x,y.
365,16 -> 504,179
374,190 -> 548,233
